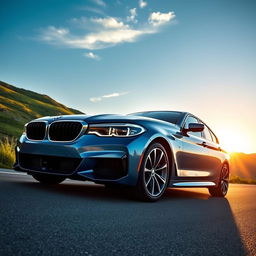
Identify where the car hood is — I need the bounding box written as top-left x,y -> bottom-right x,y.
35,114 -> 178,129
37,114 -> 154,123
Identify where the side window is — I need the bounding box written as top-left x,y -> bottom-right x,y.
184,116 -> 198,129
203,126 -> 213,141
184,116 -> 202,138
210,130 -> 218,144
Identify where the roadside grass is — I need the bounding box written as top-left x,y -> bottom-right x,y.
0,137 -> 16,169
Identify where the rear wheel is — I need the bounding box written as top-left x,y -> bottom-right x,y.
135,143 -> 170,202
32,173 -> 65,185
208,163 -> 229,197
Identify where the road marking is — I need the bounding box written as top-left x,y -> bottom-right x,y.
0,171 -> 27,176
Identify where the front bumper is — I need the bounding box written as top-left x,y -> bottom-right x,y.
14,133 -> 151,186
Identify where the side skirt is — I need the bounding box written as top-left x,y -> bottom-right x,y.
172,181 -> 216,187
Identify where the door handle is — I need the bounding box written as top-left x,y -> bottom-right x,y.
202,141 -> 207,147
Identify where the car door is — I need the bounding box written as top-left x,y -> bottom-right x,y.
176,115 -> 212,177
201,124 -> 223,179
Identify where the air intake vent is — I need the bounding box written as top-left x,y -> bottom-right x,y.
49,121 -> 83,142
26,122 -> 46,140
19,153 -> 81,175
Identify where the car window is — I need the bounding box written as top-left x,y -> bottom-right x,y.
210,130 -> 218,144
184,116 -> 198,128
184,116 -> 202,138
130,111 -> 182,124
203,126 -> 213,141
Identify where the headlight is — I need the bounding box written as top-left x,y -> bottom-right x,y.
87,123 -> 145,137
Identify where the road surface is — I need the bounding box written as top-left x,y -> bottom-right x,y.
0,169 -> 255,256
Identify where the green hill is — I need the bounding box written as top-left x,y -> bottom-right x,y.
0,80 -> 84,138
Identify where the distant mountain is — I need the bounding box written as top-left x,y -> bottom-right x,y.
0,80 -> 84,138
230,153 -> 256,180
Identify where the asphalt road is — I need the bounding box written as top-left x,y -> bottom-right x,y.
0,169 -> 255,256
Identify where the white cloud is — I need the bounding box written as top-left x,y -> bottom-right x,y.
139,0 -> 147,8
39,26 -> 70,42
89,97 -> 102,102
149,11 -> 175,26
91,0 -> 106,7
79,6 -> 105,15
92,17 -> 128,29
39,10 -> 176,51
127,8 -> 137,23
90,92 -> 128,102
71,17 -> 128,30
39,25 -> 149,50
86,29 -> 143,45
102,92 -> 128,98
84,52 -> 101,60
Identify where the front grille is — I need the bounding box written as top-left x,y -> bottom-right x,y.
19,153 -> 81,175
49,121 -> 83,141
26,122 -> 46,140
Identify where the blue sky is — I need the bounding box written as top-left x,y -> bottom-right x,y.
1,0 -> 256,152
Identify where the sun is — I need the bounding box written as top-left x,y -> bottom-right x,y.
217,129 -> 251,153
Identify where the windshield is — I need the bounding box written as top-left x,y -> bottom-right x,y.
130,111 -> 182,124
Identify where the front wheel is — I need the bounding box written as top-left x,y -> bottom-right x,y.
32,173 -> 66,185
208,163 -> 229,197
135,143 -> 170,202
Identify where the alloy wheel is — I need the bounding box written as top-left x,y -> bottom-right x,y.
143,147 -> 168,197
220,164 -> 229,195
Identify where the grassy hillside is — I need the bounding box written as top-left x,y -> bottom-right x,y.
0,80 -> 83,138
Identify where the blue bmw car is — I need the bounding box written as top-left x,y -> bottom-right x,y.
14,111 -> 230,201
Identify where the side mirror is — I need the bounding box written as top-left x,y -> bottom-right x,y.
187,123 -> 204,132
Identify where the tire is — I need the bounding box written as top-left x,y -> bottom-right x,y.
135,143 -> 170,202
32,173 -> 65,185
208,163 -> 229,197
